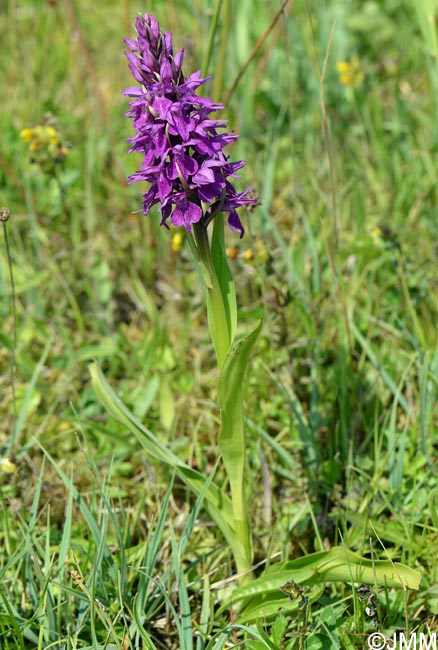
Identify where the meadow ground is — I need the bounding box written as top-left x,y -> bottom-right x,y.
0,0 -> 437,648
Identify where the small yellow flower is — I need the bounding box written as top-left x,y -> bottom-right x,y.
171,232 -> 184,252
0,457 -> 17,474
46,126 -> 58,140
370,223 -> 400,249
20,128 -> 35,143
370,225 -> 383,241
336,56 -> 364,87
243,248 -> 254,261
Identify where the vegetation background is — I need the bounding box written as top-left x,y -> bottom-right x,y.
0,0 -> 437,647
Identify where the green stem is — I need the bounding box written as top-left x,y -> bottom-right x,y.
2,217 -> 18,446
193,220 -> 232,368
232,501 -> 252,578
192,216 -> 255,582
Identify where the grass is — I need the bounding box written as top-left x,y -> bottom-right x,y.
1,0 -> 437,647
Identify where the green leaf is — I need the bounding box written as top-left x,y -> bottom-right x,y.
89,363 -> 238,551
217,319 -> 263,573
228,546 -> 421,622
205,213 -> 238,367
228,586 -> 325,624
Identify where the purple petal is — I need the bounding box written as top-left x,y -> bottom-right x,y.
174,48 -> 184,69
192,160 -> 225,185
152,96 -> 173,119
227,209 -> 244,238
170,200 -> 202,232
122,86 -> 144,97
124,38 -> 138,50
160,58 -> 173,81
163,32 -> 173,54
148,15 -> 160,40
197,183 -> 224,203
157,173 -> 172,201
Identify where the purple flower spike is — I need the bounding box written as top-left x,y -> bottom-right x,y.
124,13 -> 256,237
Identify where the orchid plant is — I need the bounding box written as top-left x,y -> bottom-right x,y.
91,12 -> 420,612
94,12 -> 260,582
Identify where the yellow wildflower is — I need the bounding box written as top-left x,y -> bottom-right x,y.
370,225 -> 383,241
0,457 -> 17,474
46,126 -> 59,145
171,232 -> 184,252
20,128 -> 35,143
20,121 -> 68,169
370,223 -> 400,249
243,248 -> 254,261
21,124 -> 62,151
336,56 -> 364,87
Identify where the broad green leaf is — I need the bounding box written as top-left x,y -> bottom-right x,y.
229,546 -> 421,622
75,337 -> 119,361
217,319 -> 263,573
89,363 -> 239,553
204,213 -> 238,367
231,586 -> 323,624
206,277 -> 231,367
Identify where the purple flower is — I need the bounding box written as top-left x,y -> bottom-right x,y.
124,14 -> 256,237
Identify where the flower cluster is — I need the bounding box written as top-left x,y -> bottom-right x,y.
124,14 -> 256,237
20,123 -> 68,170
335,56 -> 364,88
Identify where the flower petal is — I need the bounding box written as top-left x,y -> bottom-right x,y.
170,200 -> 202,232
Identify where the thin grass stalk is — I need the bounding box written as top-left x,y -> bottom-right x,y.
223,0 -> 291,106
305,4 -> 352,351
212,0 -> 231,104
202,0 -> 222,78
1,211 -> 17,444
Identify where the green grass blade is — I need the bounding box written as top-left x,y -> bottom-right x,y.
197,574 -> 212,650
133,481 -> 173,626
10,335 -> 52,452
170,526 -> 193,650
0,588 -> 27,649
351,323 -> 411,413
261,362 -> 318,467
